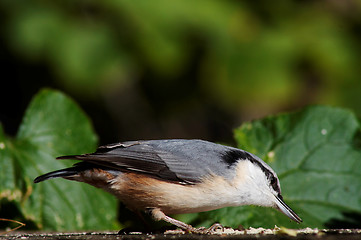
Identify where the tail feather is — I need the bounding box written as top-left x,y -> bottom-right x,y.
33,162 -> 110,183
34,167 -> 79,183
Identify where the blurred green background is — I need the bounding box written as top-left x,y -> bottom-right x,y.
1,0 -> 361,146
1,0 -> 361,231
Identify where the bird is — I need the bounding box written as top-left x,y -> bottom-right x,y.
34,139 -> 302,233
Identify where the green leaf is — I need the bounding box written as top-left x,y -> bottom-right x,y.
0,89 -> 118,230
0,125 -> 21,202
179,106 -> 361,229
17,88 -> 97,156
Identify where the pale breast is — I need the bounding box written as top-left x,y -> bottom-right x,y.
107,171 -> 246,214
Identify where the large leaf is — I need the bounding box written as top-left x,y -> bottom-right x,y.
0,125 -> 20,202
178,106 -> 361,229
0,89 -> 118,230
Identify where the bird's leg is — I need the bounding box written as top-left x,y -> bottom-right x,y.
149,208 -> 223,234
149,208 -> 197,233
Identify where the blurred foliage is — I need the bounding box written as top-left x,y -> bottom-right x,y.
1,0 -> 361,129
0,89 -> 118,230
1,0 -> 361,231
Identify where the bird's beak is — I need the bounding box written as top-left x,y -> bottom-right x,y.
275,195 -> 302,223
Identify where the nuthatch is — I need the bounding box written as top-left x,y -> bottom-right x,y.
34,139 -> 302,232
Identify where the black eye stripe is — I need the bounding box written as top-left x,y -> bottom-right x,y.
221,150 -> 251,167
269,176 -> 281,194
222,150 -> 280,191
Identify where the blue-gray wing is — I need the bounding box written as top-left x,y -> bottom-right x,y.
57,139 -> 255,184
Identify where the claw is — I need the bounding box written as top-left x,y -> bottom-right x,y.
207,223 -> 224,233
193,223 -> 223,234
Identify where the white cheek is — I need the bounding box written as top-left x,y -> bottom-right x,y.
233,161 -> 275,207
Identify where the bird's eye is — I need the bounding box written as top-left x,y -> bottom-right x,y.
269,176 -> 279,189
270,176 -> 276,185
269,175 -> 281,195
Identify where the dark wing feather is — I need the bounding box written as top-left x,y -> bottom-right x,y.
57,140 -> 243,184
57,141 -> 183,182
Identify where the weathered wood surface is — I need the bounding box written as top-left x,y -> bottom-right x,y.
1,229 -> 361,240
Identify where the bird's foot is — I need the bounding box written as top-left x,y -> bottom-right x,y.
191,223 -> 224,234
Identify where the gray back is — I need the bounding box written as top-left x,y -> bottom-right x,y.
90,139 -> 260,183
